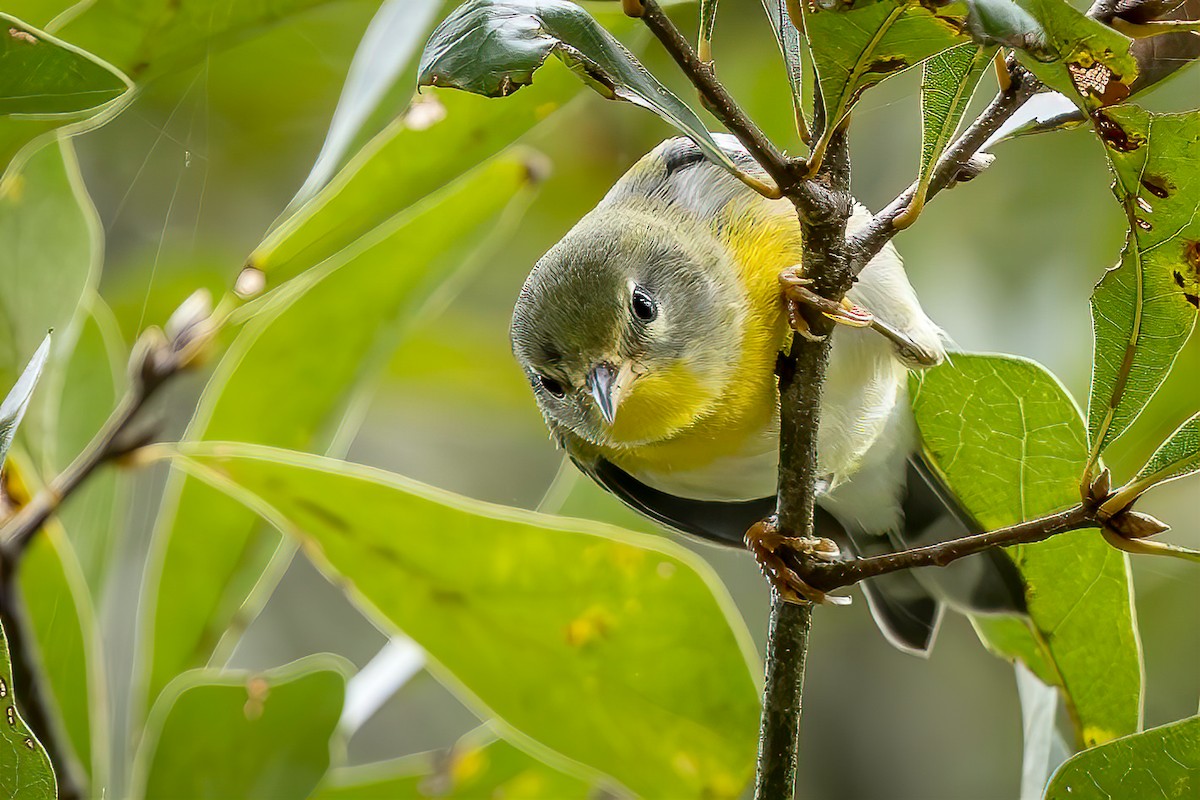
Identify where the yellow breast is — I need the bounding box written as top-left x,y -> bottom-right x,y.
606,198 -> 802,477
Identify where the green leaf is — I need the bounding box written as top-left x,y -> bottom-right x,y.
134,655 -> 348,800
699,0 -> 719,61
292,0 -> 450,205
251,60 -> 577,289
51,0 -> 348,79
0,616 -> 56,799
0,15 -> 131,180
417,0 -> 747,184
0,140 -> 101,456
1086,107 -> 1200,462
176,443 -> 761,799
1129,411 -> 1200,491
1044,716 -> 1200,800
759,0 -> 807,142
912,354 -> 1142,747
0,335 -> 49,469
313,731 -> 595,799
1012,0 -> 1138,110
898,43 -> 996,224
802,0 -> 970,168
144,155 -> 539,707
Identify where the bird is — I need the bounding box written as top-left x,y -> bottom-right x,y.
510,134 -> 1024,654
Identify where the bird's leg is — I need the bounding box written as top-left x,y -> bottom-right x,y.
779,266 -> 943,367
745,517 -> 851,605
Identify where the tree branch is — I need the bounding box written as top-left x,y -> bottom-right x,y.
802,503 -> 1095,591
757,118 -> 854,797
0,292 -> 216,799
847,65 -> 1042,271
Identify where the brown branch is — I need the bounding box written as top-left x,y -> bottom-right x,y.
847,65 -> 1042,271
802,504 -> 1095,592
757,121 -> 854,797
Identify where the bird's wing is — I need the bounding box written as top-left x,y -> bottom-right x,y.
577,453 -> 948,655
898,454 -> 1028,615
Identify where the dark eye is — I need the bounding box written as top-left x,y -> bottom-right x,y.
537,374 -> 566,398
631,286 -> 657,322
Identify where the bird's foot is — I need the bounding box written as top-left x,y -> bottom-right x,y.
779,269 -> 872,342
745,517 -> 851,605
779,267 -> 943,367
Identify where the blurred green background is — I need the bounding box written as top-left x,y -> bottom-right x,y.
12,0 -> 1197,796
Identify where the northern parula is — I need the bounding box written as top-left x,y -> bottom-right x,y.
511,135 -> 1023,653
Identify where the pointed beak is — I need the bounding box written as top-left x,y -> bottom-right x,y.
588,361 -> 641,426
588,363 -> 619,425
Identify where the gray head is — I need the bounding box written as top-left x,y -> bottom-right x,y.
511,206 -> 744,449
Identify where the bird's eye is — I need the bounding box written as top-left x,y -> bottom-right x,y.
537,374 -> 566,398
631,286 -> 658,322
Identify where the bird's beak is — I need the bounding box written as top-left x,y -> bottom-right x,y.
587,361 -> 638,426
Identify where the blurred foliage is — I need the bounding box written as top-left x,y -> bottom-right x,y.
0,0 -> 1194,798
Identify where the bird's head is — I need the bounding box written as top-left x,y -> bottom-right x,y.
511,209 -> 744,449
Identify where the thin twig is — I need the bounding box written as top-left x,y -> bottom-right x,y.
847,66 -> 1042,271
803,504 -> 1095,591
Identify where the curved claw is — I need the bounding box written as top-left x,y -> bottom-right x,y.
745,518 -> 851,606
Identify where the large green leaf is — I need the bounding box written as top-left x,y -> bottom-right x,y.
292,0 -> 451,205
1044,716 -> 1200,800
313,732 -> 595,799
802,0 -> 970,166
0,617 -> 56,799
417,0 -> 746,183
50,0 -> 348,79
1086,107 -> 1200,462
134,655 -> 348,800
0,336 -> 49,469
0,15 -> 131,181
897,42 -> 996,225
144,155 -> 540,706
912,354 -> 1142,747
176,443 -> 761,799
0,140 -> 99,419
1012,0 -> 1137,111
251,61 -> 578,289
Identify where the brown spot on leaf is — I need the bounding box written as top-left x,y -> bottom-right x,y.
865,56 -> 908,75
1184,241 -> 1200,270
1185,294 -> 1199,309
1175,271 -> 1186,288
1093,110 -> 1145,152
1070,61 -> 1130,105
1140,175 -> 1172,199
293,498 -> 350,533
